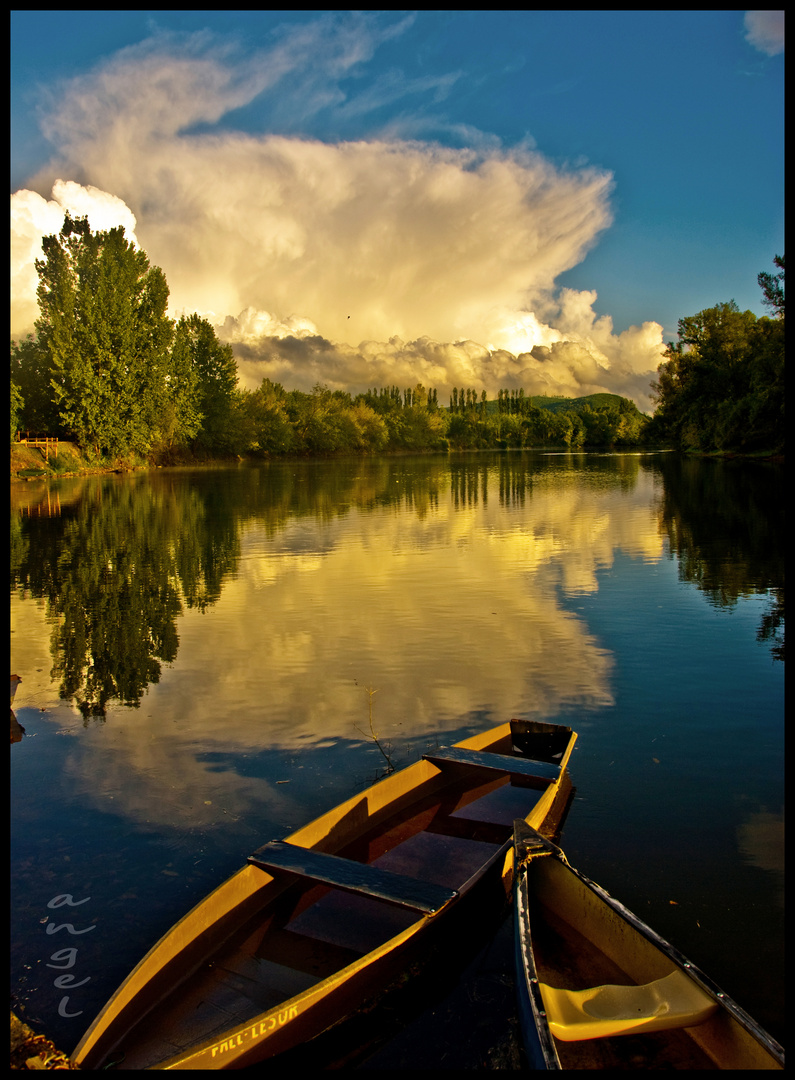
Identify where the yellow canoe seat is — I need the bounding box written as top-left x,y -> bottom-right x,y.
540,968 -> 719,1042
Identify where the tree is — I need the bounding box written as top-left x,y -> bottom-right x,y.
33,213 -> 174,459
237,379 -> 293,455
757,254 -> 784,319
649,260 -> 785,452
172,314 -> 239,453
11,334 -> 63,435
742,310 -> 784,452
344,400 -> 389,450
149,320 -> 204,455
650,301 -> 757,449
10,379 -> 23,442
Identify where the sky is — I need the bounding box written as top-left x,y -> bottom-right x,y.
10,10 -> 784,412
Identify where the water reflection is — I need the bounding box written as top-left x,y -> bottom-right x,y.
647,455 -> 785,659
5,454 -> 646,826
11,453 -> 782,734
737,808 -> 784,896
11,674 -> 24,743
12,474 -> 239,715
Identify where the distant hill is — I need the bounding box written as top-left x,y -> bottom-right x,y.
533,393 -> 640,415
474,392 -> 645,418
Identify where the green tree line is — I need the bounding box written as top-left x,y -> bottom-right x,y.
11,213 -> 652,460
647,256 -> 784,453
11,213 -> 239,461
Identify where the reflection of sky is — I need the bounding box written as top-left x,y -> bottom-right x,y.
8,595 -> 61,707
12,465 -> 667,832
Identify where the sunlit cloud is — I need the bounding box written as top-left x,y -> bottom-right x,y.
10,180 -> 139,337
10,16 -> 667,410
743,11 -> 785,56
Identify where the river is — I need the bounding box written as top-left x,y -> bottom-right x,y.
10,450 -> 784,1065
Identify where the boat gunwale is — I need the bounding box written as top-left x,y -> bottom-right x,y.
514,861 -> 563,1069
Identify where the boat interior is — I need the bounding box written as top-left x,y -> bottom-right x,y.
525,855 -> 778,1070
112,760 -> 564,1069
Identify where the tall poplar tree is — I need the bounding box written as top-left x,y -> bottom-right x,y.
172,313 -> 239,452
33,213 -> 174,459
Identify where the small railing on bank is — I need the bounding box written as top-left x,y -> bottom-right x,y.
15,432 -> 59,460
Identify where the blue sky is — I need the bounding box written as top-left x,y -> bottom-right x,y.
10,10 -> 784,410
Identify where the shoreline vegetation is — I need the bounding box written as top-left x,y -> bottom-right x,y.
9,216 -> 784,475
9,387 -> 654,481
10,426 -> 782,485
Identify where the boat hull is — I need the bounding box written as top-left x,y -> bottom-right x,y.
72,720 -> 575,1070
512,822 -> 784,1071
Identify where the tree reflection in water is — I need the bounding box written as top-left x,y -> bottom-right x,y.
10,452 -> 784,724
648,454 -> 784,661
11,471 -> 240,716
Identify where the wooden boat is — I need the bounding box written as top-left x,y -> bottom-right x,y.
511,820 -> 784,1070
71,719 -> 576,1070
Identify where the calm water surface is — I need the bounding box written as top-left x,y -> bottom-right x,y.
10,451 -> 784,1064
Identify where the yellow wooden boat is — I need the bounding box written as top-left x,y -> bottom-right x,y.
512,821 -> 784,1070
71,719 -> 576,1069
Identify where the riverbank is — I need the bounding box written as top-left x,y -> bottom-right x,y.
10,440 -> 783,483
10,1011 -> 75,1070
10,441 -> 140,481
10,441 -> 228,481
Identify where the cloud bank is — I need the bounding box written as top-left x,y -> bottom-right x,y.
11,17 -> 666,409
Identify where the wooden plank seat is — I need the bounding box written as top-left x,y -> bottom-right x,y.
423,746 -> 560,784
248,841 -> 458,914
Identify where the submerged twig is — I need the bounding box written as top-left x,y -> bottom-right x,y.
354,682 -> 394,774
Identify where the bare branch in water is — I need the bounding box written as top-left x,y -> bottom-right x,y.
354,683 -> 394,774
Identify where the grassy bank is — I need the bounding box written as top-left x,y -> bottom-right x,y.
10,441 -> 148,480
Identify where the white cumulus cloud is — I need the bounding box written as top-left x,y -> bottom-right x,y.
743,11 -> 785,56
11,19 -> 666,409
11,180 -> 139,338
